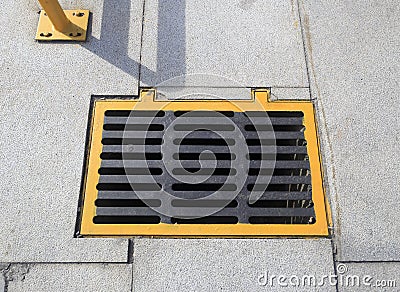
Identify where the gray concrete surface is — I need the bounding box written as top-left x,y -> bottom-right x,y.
156,86 -> 253,100
155,86 -> 311,101
336,262 -> 399,291
140,0 -> 308,88
0,0 -> 144,262
270,87 -> 311,101
6,264 -> 132,292
1,0 -> 399,290
132,239 -> 336,292
299,0 -> 400,261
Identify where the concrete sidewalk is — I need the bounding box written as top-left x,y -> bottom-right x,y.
1,0 -> 399,291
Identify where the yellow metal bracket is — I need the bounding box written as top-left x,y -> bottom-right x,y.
36,0 -> 89,41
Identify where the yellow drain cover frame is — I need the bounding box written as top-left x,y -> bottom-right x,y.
79,89 -> 330,236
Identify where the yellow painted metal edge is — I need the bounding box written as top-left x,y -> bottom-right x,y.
312,106 -> 334,229
80,89 -> 329,236
36,10 -> 89,41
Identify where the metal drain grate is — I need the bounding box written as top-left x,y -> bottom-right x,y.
78,89 -> 329,236
96,110 -> 314,225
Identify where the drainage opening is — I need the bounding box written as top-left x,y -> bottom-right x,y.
78,96 -> 328,236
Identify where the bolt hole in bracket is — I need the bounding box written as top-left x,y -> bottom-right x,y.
36,10 -> 89,41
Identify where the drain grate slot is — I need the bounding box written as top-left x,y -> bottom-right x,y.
93,216 -> 161,224
95,199 -> 161,207
171,216 -> 239,224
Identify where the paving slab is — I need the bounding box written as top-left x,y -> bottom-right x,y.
132,239 -> 335,292
336,262 -> 399,292
156,87 -> 310,101
270,87 -> 311,101
299,0 -> 400,261
155,86 -> 252,100
7,264 -> 132,292
141,0 -> 308,88
0,0 -> 143,262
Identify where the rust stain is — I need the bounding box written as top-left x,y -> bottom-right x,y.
290,0 -> 299,29
300,1 -> 340,235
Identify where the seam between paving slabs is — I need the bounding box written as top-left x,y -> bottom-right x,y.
296,0 -> 336,234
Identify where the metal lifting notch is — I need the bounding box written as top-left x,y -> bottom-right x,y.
36,0 -> 89,41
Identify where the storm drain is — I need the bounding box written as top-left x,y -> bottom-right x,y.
78,89 -> 329,236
